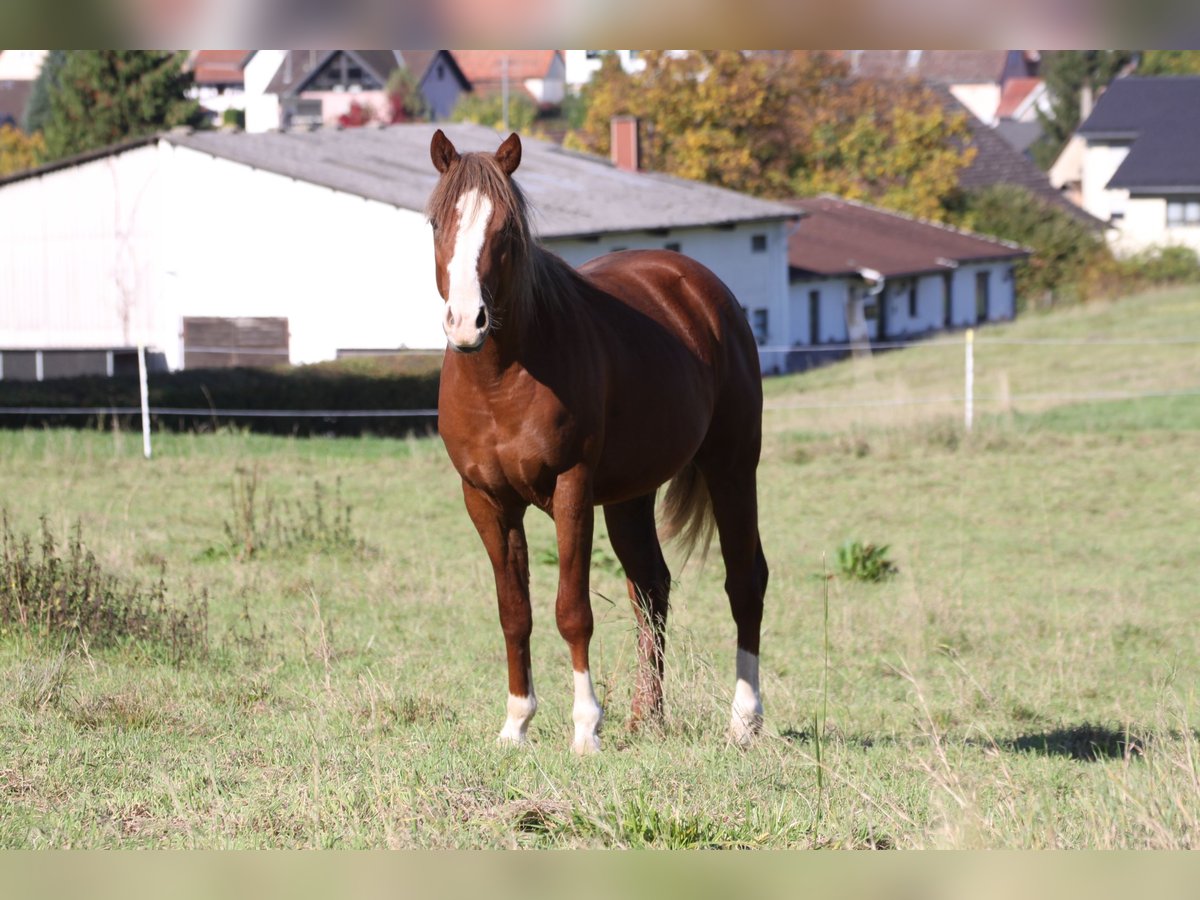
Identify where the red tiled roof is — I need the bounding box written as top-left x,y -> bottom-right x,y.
786,196 -> 1026,279
847,50 -> 1010,85
450,50 -> 558,84
996,77 -> 1041,119
191,50 -> 248,86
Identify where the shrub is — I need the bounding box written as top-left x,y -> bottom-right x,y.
450,92 -> 538,133
1117,245 -> 1200,288
835,540 -> 897,583
0,514 -> 208,663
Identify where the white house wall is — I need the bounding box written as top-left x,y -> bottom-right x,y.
159,144 -> 446,368
1111,196 -> 1200,256
0,144 -> 168,353
1080,139 -> 1131,223
549,220 -> 791,372
243,51 -> 286,133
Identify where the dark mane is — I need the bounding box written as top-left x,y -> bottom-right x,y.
425,151 -> 589,330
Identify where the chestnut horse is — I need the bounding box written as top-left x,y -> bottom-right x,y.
427,130 -> 768,754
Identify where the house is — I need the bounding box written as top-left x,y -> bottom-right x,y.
450,51 -> 565,107
844,50 -> 1039,126
242,50 -> 471,132
933,86 -> 1102,228
0,122 -> 798,380
783,197 -> 1027,371
0,50 -> 47,130
185,50 -> 248,126
563,51 -> 647,89
1050,77 -> 1200,255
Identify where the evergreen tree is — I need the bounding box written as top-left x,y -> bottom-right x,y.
41,51 -> 200,161
1136,50 -> 1200,75
21,50 -> 67,134
1031,50 -> 1132,170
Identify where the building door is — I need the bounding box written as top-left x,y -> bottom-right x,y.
975,271 -> 990,323
183,317 -> 290,369
809,290 -> 820,344
943,272 -> 954,328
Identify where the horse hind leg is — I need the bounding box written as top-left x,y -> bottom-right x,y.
603,494 -> 671,728
698,461 -> 769,745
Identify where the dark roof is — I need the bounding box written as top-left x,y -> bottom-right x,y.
399,51 -> 471,91
994,119 -> 1043,156
0,124 -> 800,239
265,50 -> 401,95
786,196 -> 1026,279
934,86 -> 1104,228
1078,77 -> 1200,192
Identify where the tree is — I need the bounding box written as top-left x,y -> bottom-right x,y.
41,51 -> 200,161
0,125 -> 46,176
1136,50 -> 1200,75
1031,50 -> 1132,170
22,49 -> 67,134
952,184 -> 1111,309
564,51 -> 975,217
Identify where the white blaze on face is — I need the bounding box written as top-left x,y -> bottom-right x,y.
444,188 -> 493,345
499,671 -> 536,745
730,648 -> 763,745
572,669 -> 603,755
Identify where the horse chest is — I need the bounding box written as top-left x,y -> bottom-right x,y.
444,413 -> 575,509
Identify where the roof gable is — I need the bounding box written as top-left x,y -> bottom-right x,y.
451,51 -> 560,84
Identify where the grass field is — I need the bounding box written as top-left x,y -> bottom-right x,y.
1,287 -> 1198,848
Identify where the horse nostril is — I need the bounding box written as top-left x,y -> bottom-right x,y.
446,308 -> 455,326
475,307 -> 488,329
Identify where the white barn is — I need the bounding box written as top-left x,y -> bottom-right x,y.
0,123 -> 798,378
780,197 -> 1027,372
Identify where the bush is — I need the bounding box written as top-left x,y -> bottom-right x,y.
1117,245 -> 1200,288
949,185 -> 1111,311
0,356 -> 442,437
450,92 -> 538,133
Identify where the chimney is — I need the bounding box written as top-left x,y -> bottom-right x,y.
611,116 -> 640,172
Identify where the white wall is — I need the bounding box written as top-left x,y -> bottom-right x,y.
159,144 -> 446,368
0,50 -> 46,81
950,83 -> 1002,125
1080,139 -> 1131,223
0,144 -> 169,354
550,220 -> 791,372
243,50 -> 286,133
1109,195 -> 1200,256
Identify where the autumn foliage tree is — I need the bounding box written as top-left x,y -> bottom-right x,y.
566,51 -> 975,220
0,125 -> 46,177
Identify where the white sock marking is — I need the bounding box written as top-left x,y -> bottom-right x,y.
498,671 -> 536,745
572,669 -> 603,755
445,189 -> 492,344
730,649 -> 763,744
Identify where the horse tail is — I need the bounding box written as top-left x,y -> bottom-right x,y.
658,461 -> 716,567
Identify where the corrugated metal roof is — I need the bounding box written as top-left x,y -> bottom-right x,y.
167,123 -> 800,237
787,196 -> 1027,279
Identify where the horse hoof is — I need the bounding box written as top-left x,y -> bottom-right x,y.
497,729 -> 528,747
729,713 -> 763,748
572,735 -> 601,755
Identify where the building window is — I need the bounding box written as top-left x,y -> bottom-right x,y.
1167,198 -> 1200,226
751,234 -> 768,253
586,50 -> 605,59
664,242 -> 681,252
751,309 -> 769,346
437,64 -> 445,80
975,271 -> 990,323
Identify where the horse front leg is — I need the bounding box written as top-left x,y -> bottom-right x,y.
553,469 -> 603,754
461,482 -> 535,745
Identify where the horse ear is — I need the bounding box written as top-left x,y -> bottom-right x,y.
430,129 -> 460,174
495,132 -> 522,176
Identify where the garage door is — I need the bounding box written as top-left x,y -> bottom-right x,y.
182,317 -> 289,369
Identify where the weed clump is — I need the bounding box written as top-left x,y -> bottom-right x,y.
835,539 -> 898,583
217,465 -> 369,561
0,513 -> 208,663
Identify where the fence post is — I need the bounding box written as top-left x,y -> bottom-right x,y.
964,328 -> 974,432
138,343 -> 152,459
